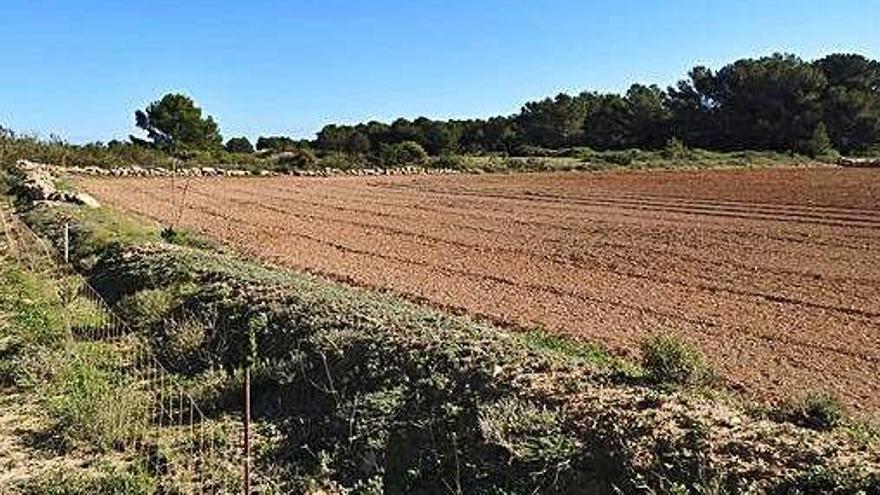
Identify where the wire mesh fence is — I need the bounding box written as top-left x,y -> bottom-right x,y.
0,204 -> 251,494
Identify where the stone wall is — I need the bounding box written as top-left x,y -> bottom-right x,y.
31,163 -> 461,178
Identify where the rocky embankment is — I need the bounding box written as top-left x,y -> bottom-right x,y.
838,157 -> 880,168
16,160 -> 100,208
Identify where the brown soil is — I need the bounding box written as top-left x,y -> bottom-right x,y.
78,166 -> 880,412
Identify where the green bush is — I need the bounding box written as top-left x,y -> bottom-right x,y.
777,392 -> 846,431
796,122 -> 836,159
662,137 -> 692,160
154,315 -> 212,374
640,335 -> 713,388
478,397 -> 582,468
115,287 -> 178,328
43,341 -> 148,450
160,226 -> 218,250
273,148 -> 317,171
429,154 -> 469,170
379,141 -> 428,166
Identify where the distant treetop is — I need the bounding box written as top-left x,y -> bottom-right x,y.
134,93 -> 222,151
130,53 -> 880,158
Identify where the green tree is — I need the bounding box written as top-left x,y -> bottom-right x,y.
316,125 -> 371,154
518,93 -> 589,148
379,141 -> 428,166
797,122 -> 835,158
135,93 -> 222,150
390,118 -> 423,145
695,54 -> 826,151
225,136 -> 254,154
305,52 -> 880,157
256,136 -> 299,152
625,84 -> 671,148
814,54 -> 880,154
583,93 -> 630,149
423,121 -> 459,155
666,67 -> 725,148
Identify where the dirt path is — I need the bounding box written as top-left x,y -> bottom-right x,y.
78,166 -> 880,412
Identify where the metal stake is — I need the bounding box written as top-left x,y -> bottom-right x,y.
63,222 -> 69,264
243,365 -> 251,495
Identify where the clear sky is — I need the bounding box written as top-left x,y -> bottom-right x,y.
1,0 -> 878,143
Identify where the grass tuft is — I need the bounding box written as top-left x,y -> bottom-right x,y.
640,334 -> 714,388
776,391 -> 846,431
478,397 -> 582,468
518,327 -> 613,367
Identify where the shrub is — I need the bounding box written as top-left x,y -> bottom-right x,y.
273,148 -> 317,171
429,154 -> 468,170
797,122 -> 836,158
160,226 -> 217,250
511,144 -> 569,157
777,391 -> 846,431
155,315 -> 212,374
224,136 -> 254,154
662,137 -> 691,160
314,151 -> 375,170
478,397 -> 582,468
600,149 -> 639,166
43,341 -> 149,450
640,335 -> 713,388
379,141 -> 428,166
115,287 -> 179,329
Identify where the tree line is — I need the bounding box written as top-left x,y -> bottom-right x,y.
132,53 -> 880,159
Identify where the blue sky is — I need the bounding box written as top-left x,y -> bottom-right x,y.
1,0 -> 878,143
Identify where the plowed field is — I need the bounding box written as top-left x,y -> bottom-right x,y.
78,166 -> 880,411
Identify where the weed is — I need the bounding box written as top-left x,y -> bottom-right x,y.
640,334 -> 714,388
776,391 -> 846,431
845,417 -> 880,448
154,314 -> 212,374
769,465 -> 880,494
478,397 -> 581,467
115,287 -> 179,328
17,461 -> 156,495
160,225 -> 217,250
43,340 -> 149,450
0,263 -> 66,386
518,327 -> 613,368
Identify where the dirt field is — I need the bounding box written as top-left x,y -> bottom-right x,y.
78,166 -> 880,412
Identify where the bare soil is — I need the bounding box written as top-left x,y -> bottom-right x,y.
78,166 -> 880,412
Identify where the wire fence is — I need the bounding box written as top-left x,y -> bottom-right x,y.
0,204 -> 251,494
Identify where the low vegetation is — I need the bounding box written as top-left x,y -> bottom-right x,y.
18,463 -> 156,495
0,207 -> 240,492
0,256 -> 154,492
640,334 -> 715,388
775,392 -> 847,431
